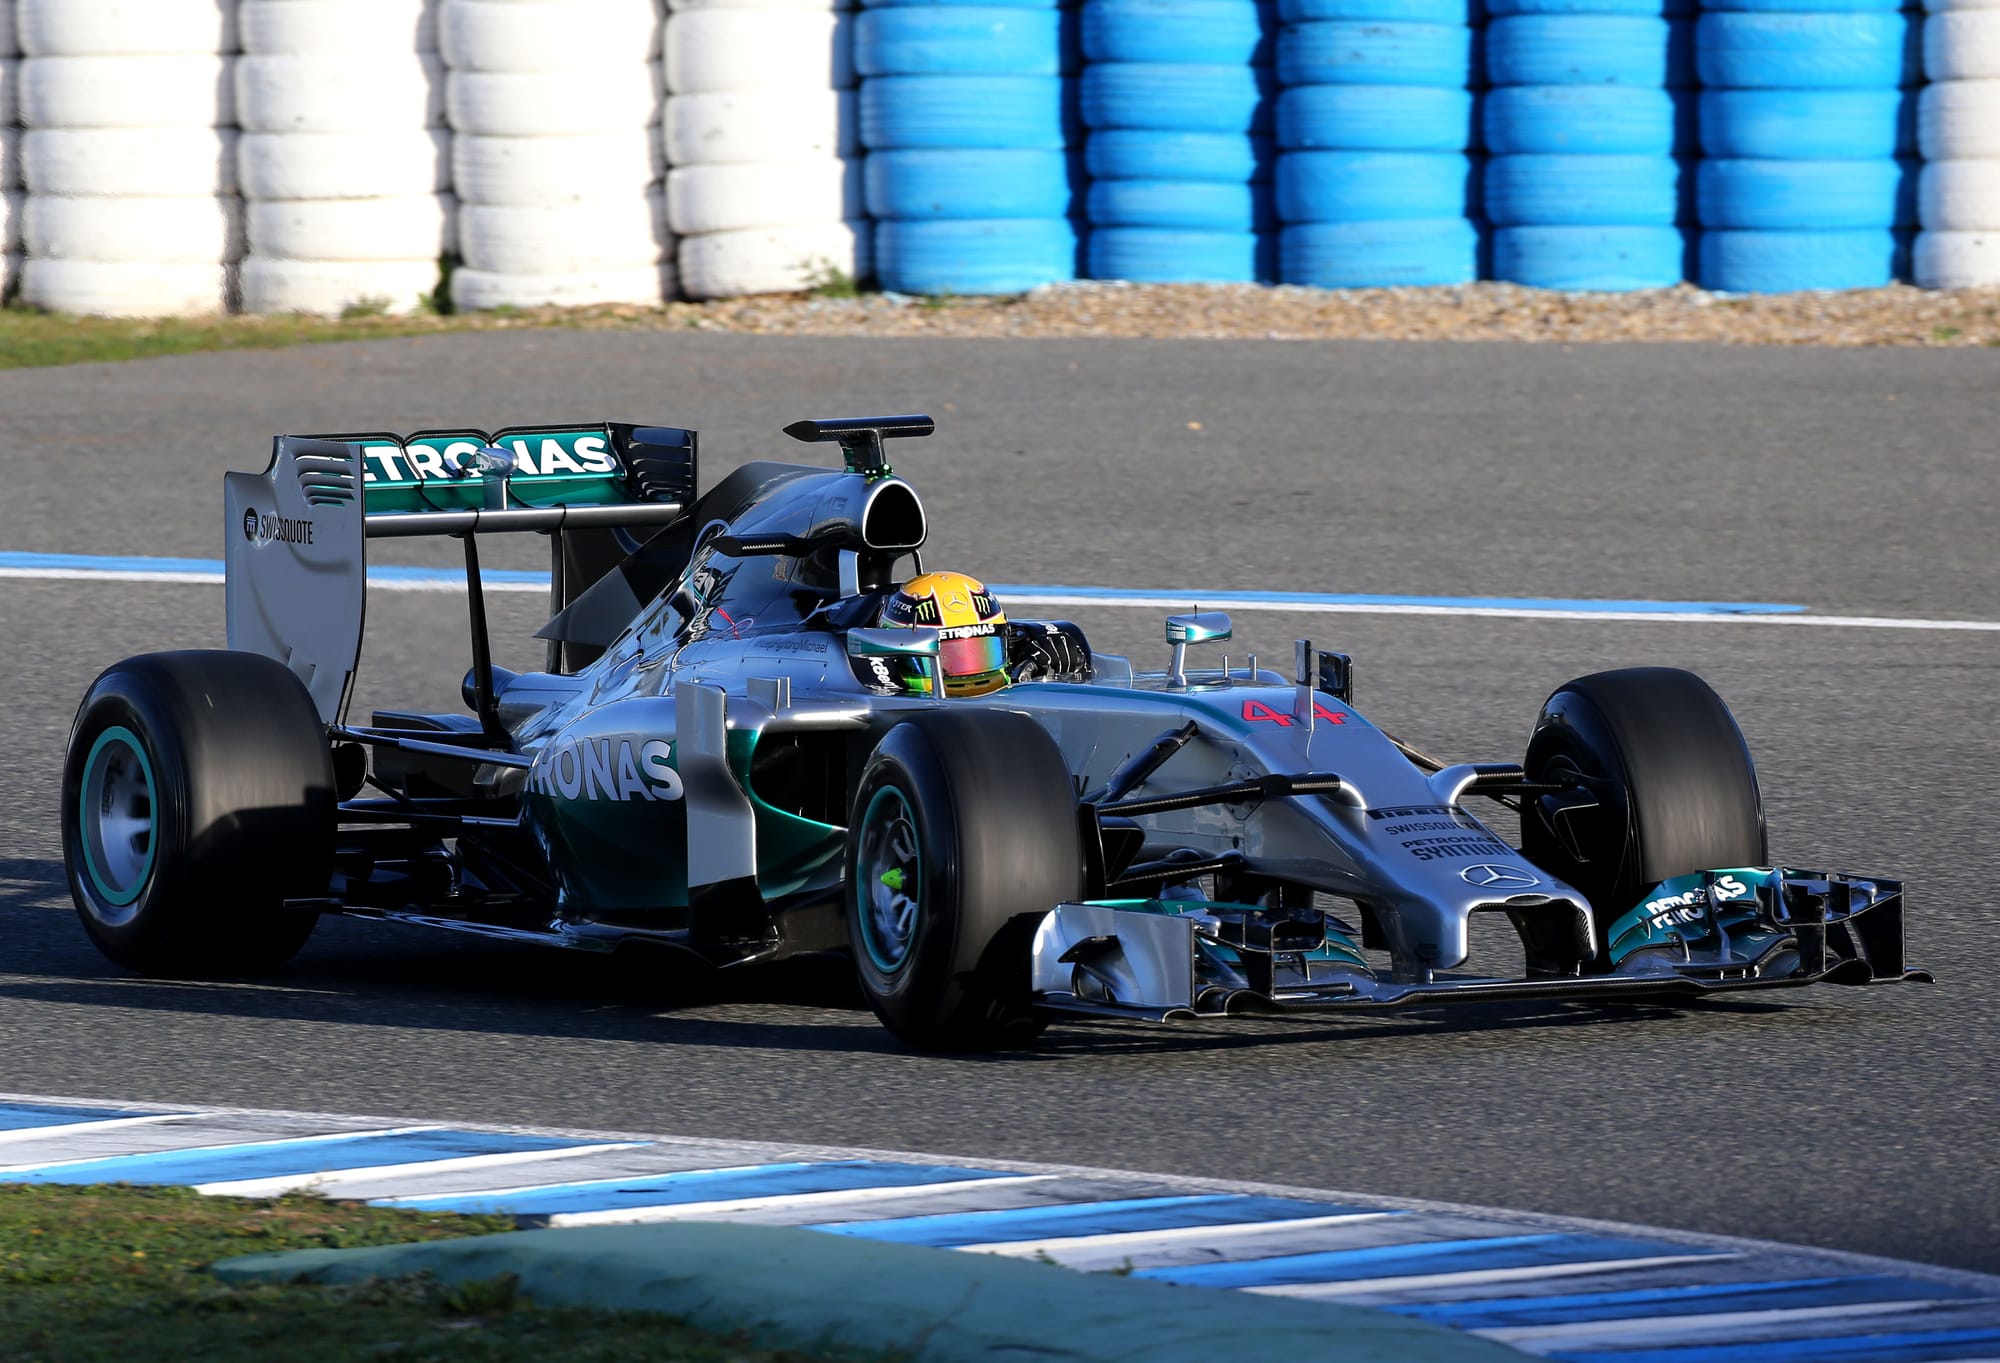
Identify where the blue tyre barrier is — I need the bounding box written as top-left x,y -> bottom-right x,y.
1277,83 -> 1473,149
1276,150 -> 1471,220
876,217 -> 1080,293
856,8 -> 1068,76
1080,62 -> 1276,130
1276,21 -> 1475,87
863,0 -> 1061,7
1493,224 -> 1688,288
1083,0 -> 1275,65
1700,0 -> 1898,11
1088,177 -> 1276,229
866,149 -> 1078,219
1696,156 -> 1915,230
1698,227 -> 1902,290
1694,12 -> 1915,90
1279,0 -> 1474,20
861,75 -> 1075,148
1280,216 -> 1480,284
1698,88 -> 1911,159
1482,85 -> 1691,154
1485,0 -> 1691,14
1088,226 -> 1278,279
1485,16 -> 1695,87
1087,129 -> 1275,180
1485,153 -> 1689,225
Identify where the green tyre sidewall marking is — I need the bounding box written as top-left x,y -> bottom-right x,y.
78,724 -> 158,909
856,784 -> 921,976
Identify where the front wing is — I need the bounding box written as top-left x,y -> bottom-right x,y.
1029,868 -> 1928,1021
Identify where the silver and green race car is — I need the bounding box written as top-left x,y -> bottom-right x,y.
61,414 -> 1927,1050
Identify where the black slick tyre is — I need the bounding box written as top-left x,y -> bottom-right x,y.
61,650 -> 336,976
1521,667 -> 1767,964
845,708 -> 1082,1051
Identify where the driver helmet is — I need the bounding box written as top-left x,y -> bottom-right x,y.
880,570 -> 1009,697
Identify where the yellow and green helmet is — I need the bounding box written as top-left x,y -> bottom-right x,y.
880,571 -> 1009,697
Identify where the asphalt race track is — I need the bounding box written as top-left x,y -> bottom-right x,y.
1,334 -> 1993,1277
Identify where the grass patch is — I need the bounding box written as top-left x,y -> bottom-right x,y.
0,307 -> 461,370
0,1184 -> 866,1362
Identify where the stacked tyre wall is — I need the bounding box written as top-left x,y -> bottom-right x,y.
1082,0 -> 1274,284
1484,0 -> 1695,291
1695,0 -> 1919,291
859,0 -> 1081,296
1916,0 -> 2000,284
444,0 -> 670,310
237,0 -> 452,317
6,0 -> 1996,312
18,0 -> 240,317
666,0 -> 867,300
1276,0 -> 1480,288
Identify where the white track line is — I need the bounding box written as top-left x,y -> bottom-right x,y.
195,1141 -> 646,1198
544,1174 -> 1069,1228
959,1211 -> 1399,1258
0,1112 -> 196,1146
1245,1252 -> 1734,1300
1481,1297 -> 1984,1350
0,1124 -> 448,1174
6,564 -> 1997,632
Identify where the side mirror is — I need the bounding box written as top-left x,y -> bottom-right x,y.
1164,612 -> 1231,686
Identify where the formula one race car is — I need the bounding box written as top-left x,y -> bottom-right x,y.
61,415 -> 1929,1049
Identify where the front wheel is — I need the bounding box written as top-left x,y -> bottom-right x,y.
62,650 -> 335,975
845,709 -> 1083,1051
1521,667 -> 1767,964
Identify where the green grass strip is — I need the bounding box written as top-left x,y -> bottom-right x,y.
0,1184 -> 873,1362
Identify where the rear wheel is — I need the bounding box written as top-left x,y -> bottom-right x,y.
845,709 -> 1082,1051
62,650 -> 335,975
1521,667 -> 1766,964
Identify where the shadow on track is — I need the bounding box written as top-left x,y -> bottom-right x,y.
2,854 -> 1806,1062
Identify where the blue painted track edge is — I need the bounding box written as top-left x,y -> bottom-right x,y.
1,1090 -> 1992,1301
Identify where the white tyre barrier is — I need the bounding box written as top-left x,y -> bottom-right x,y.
22,129 -> 239,196
1926,12 -> 2000,78
665,89 -> 858,164
239,0 -> 440,56
458,193 -> 667,274
21,258 -> 230,316
20,55 -> 235,129
236,55 -> 446,133
440,0 -> 663,71
249,194 -> 457,261
2,191 -> 21,255
240,255 -> 443,315
446,68 -> 663,136
453,130 -> 664,206
17,0 -> 237,57
1,3 -> 14,58
239,130 -> 451,199
1919,158 -> 2000,227
667,159 -> 862,234
677,219 -> 868,298
664,13 -> 855,93
1,131 -> 16,192
1913,228 -> 2000,283
450,262 -> 675,309
1920,79 -> 2000,158
1,59 -> 16,128
24,193 -> 243,264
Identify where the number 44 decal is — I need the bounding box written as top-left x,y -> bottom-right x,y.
1242,698 -> 1345,726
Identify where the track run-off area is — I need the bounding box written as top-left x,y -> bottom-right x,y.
1,333 -> 1993,1320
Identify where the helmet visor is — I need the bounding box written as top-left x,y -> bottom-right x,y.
939,632 -> 1006,682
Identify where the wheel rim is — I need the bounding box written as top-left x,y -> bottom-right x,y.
77,725 -> 158,919
855,785 -> 922,974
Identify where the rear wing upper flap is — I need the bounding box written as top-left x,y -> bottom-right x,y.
306,421 -> 697,538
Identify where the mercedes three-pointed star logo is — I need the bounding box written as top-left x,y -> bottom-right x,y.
1459,863 -> 1541,889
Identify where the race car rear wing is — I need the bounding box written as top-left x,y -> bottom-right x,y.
224,423 -> 696,727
